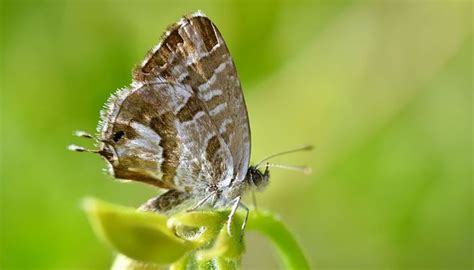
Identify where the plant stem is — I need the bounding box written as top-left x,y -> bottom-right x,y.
246,210 -> 311,270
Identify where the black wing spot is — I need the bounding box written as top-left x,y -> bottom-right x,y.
112,131 -> 125,142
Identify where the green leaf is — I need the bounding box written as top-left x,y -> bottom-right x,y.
170,210 -> 243,269
112,255 -> 164,270
82,198 -> 195,264
195,213 -> 244,261
84,198 -> 309,269
168,211 -> 227,245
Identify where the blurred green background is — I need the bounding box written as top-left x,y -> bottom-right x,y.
1,0 -> 472,269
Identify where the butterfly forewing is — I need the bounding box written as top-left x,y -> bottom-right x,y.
133,12 -> 251,184
97,12 -> 250,195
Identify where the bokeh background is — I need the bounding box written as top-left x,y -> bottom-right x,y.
1,0 -> 472,269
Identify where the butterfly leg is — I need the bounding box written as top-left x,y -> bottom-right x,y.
226,196 -> 249,240
252,191 -> 258,210
249,172 -> 258,210
227,196 -> 241,235
187,191 -> 217,212
238,202 -> 249,241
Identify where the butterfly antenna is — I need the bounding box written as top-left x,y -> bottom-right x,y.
255,145 -> 313,169
264,163 -> 312,175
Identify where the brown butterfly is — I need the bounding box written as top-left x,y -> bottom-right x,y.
70,11 -> 311,236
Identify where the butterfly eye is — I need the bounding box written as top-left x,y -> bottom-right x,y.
112,131 -> 125,143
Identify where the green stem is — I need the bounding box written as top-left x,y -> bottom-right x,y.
246,210 -> 310,270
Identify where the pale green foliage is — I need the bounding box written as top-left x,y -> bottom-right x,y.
83,198 -> 309,270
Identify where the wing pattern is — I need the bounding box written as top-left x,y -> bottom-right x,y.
97,12 -> 250,196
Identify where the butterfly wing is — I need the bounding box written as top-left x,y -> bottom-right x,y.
97,12 -> 250,192
133,12 -> 251,184
97,81 -> 234,191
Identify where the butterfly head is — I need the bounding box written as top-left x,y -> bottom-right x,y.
245,165 -> 270,192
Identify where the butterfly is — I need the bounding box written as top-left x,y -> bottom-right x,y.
70,11 -> 311,236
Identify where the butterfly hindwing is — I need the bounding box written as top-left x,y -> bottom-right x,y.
98,81 -> 235,193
